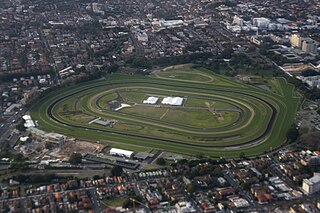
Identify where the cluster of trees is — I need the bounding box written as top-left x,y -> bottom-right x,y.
286,75 -> 320,100
126,56 -> 152,69
298,131 -> 320,150
9,174 -> 57,184
286,124 -> 300,142
156,157 -> 166,165
186,40 -> 210,52
69,153 -> 82,165
111,165 -> 123,176
122,192 -> 144,208
74,70 -> 103,83
153,52 -> 214,67
229,53 -> 252,67
16,120 -> 26,132
108,64 -> 119,73
0,141 -> 12,158
172,159 -> 224,178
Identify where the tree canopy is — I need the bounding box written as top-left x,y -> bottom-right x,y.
69,153 -> 82,165
111,165 -> 124,176
156,157 -> 166,165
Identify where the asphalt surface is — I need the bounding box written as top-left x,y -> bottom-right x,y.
0,107 -> 27,148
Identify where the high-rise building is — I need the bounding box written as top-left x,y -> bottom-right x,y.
301,38 -> 318,54
290,34 -> 302,47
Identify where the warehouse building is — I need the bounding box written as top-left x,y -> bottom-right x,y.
110,148 -> 133,158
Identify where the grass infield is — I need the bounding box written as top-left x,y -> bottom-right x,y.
30,66 -> 299,158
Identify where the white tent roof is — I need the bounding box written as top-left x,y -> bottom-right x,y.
110,148 -> 133,156
143,96 -> 159,104
161,97 -> 171,104
171,97 -> 183,106
22,115 -> 32,120
161,97 -> 183,106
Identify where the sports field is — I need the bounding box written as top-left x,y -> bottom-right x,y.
30,65 -> 300,158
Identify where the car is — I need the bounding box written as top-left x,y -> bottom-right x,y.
0,124 -> 4,128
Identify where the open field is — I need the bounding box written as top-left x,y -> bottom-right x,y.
30,66 -> 300,158
101,197 -> 126,208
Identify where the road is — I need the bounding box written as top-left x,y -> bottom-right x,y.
223,168 -> 266,212
88,188 -> 103,213
0,107 -> 27,148
37,19 -> 60,85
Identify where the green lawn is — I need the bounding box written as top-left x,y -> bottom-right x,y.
101,197 -> 126,208
156,71 -> 214,83
29,65 -> 300,158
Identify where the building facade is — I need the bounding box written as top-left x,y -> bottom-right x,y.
302,173 -> 320,195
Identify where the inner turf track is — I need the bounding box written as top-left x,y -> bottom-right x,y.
30,69 -> 299,158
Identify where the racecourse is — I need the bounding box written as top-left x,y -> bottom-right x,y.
30,66 -> 300,158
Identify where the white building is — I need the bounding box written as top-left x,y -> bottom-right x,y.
291,34 -> 302,47
110,148 -> 133,158
28,127 -> 66,145
233,15 -> 244,26
137,31 -> 148,42
231,198 -> 250,208
290,34 -> 318,54
143,97 -> 159,104
252,17 -> 270,29
152,19 -> 185,31
301,38 -> 318,54
298,75 -> 320,88
20,136 -> 29,142
161,97 -> 183,106
22,115 -> 35,128
302,173 -> 320,195
175,201 -> 197,213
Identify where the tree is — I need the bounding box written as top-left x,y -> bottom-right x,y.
241,182 -> 249,190
186,183 -> 198,194
45,142 -> 53,150
122,194 -> 144,208
156,157 -> 166,165
126,56 -> 152,69
13,153 -> 25,162
69,153 -> 82,165
108,64 -> 119,73
286,125 -> 300,142
16,120 -> 26,132
211,167 -> 223,177
111,165 -> 123,176
239,152 -> 245,159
